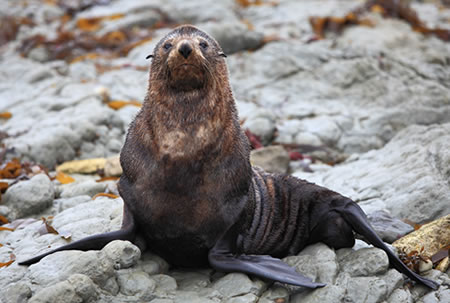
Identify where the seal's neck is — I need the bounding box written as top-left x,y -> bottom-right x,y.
142,82 -> 241,162
145,65 -> 238,122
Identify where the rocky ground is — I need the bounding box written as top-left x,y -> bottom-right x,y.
0,0 -> 449,302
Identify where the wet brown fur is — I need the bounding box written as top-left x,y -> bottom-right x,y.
119,25 -> 354,266
119,25 -> 251,266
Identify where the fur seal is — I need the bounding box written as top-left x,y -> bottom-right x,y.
19,25 -> 438,290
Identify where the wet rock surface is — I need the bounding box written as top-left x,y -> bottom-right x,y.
3,174 -> 55,220
1,0 -> 449,302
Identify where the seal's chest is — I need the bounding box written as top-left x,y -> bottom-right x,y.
157,123 -> 218,159
138,203 -> 222,266
144,229 -> 211,267
143,195 -> 218,233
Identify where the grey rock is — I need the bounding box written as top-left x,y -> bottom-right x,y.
17,196 -> 124,289
367,210 -> 414,243
24,65 -> 56,84
236,101 -> 275,122
47,60 -> 68,76
291,285 -> 345,303
166,0 -> 238,24
126,30 -> 166,66
387,288 -> 413,303
54,195 -> 92,213
243,117 -> 275,145
171,270 -> 211,291
28,280 -> 79,303
298,243 -> 338,284
28,250 -> 114,289
138,252 -> 170,276
294,132 -> 323,146
102,276 -> 119,296
283,255 -> 318,283
104,155 -> 123,177
0,205 -> 11,218
67,274 -> 99,303
258,286 -> 290,303
274,119 -> 307,145
212,273 -> 265,297
411,284 -> 434,301
196,287 -> 224,301
308,148 -> 348,167
240,0 -> 357,39
343,276 -> 388,303
98,69 -> 148,101
98,10 -> 162,36
75,0 -> 167,19
116,105 -> 140,129
428,268 -> 450,285
68,61 -> 97,81
339,247 -> 389,277
412,270 -> 449,301
2,82 -> 124,167
250,145 -> 290,174
9,126 -> 78,169
4,174 -> 55,219
29,274 -> 97,303
50,197 -> 123,240
303,124 -> 450,223
229,30 -> 450,154
201,22 -> 264,55
351,239 -> 372,251
380,269 -> 404,297
3,282 -> 32,303
237,100 -> 276,144
235,100 -> 259,117
102,240 -> 141,270
420,288 -> 450,303
2,1 -> 450,303
174,290 -> 217,303
106,139 -> 123,154
223,293 -> 259,303
28,46 -> 50,62
151,300 -> 174,303
297,116 -> 343,146
151,274 -> 178,297
116,270 -> 156,300
59,180 -> 107,198
289,158 -> 314,174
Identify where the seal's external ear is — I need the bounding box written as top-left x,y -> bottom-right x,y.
146,54 -> 154,59
218,52 -> 227,58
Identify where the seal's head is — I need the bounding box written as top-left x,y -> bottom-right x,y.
148,25 -> 227,92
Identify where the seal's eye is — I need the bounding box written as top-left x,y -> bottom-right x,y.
163,43 -> 172,51
199,41 -> 208,49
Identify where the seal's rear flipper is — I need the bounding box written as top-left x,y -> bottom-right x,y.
19,205 -> 136,265
338,201 -> 439,290
208,242 -> 325,288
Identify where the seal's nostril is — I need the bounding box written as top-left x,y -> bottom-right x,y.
178,43 -> 192,59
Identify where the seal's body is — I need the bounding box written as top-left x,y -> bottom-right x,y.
118,25 -> 251,266
20,25 -> 438,290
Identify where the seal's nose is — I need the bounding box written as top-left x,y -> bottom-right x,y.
178,42 -> 192,59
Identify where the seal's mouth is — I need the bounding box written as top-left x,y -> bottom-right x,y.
168,62 -> 206,91
173,63 -> 202,71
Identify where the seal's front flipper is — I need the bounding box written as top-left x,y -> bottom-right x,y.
19,204 -> 136,265
208,245 -> 325,288
19,228 -> 135,265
